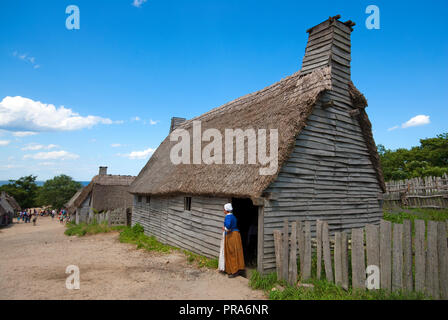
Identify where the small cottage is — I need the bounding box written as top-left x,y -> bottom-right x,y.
0,191 -> 20,226
129,16 -> 385,273
71,167 -> 136,226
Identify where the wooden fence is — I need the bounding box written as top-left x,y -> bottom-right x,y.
273,219 -> 448,299
384,175 -> 448,209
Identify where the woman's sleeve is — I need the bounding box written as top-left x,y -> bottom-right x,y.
224,215 -> 231,230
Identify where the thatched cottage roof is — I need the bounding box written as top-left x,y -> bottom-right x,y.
129,65 -> 385,198
73,174 -> 135,212
0,197 -> 14,215
130,15 -> 386,198
0,192 -> 20,212
65,189 -> 83,214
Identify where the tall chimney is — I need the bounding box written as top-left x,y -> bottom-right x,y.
169,117 -> 186,133
99,166 -> 108,175
301,15 -> 354,88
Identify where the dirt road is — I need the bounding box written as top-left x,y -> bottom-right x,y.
0,217 -> 265,300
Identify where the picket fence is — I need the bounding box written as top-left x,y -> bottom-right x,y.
273,219 -> 448,299
384,175 -> 448,209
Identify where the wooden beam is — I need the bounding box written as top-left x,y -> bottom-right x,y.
257,205 -> 265,274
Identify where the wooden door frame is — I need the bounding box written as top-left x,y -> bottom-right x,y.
257,205 -> 264,274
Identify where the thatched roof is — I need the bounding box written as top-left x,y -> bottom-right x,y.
0,197 -> 14,215
73,174 -> 135,212
65,189 -> 83,214
0,192 -> 20,211
130,64 -> 385,197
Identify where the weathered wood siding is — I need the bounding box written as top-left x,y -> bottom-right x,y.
261,93 -> 383,272
76,194 -> 91,224
132,195 -> 228,258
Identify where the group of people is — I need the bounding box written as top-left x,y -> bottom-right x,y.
17,209 -> 38,225
16,208 -> 69,225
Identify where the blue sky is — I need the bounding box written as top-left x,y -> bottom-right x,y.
1,0 -> 447,181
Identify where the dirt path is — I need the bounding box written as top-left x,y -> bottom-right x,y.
0,217 -> 265,300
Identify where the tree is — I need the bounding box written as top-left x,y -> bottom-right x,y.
0,175 -> 40,209
378,133 -> 448,181
37,175 -> 82,210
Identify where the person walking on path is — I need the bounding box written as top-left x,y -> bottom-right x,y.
222,203 -> 245,278
32,212 -> 37,226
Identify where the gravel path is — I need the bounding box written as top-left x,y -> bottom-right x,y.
0,217 -> 265,300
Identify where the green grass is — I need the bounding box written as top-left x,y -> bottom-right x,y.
118,223 -> 174,253
64,220 -> 124,236
183,250 -> 219,269
118,223 -> 218,269
383,207 -> 448,224
249,271 -> 429,300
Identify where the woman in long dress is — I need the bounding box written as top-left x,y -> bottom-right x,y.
222,203 -> 245,278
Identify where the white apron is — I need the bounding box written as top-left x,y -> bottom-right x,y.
218,231 -> 225,271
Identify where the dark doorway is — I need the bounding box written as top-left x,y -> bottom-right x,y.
231,198 -> 258,268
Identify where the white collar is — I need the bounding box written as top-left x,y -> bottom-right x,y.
226,212 -> 233,216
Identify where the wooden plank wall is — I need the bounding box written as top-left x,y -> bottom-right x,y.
262,90 -> 383,272
132,195 -> 225,259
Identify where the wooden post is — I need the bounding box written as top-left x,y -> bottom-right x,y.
437,221 -> 448,300
351,228 -> 366,290
366,224 -> 380,270
414,219 -> 426,293
288,222 -> 298,286
273,230 -> 283,280
322,221 -> 334,282
403,220 -> 413,292
257,206 -> 264,274
334,232 -> 342,286
302,221 -> 311,280
392,223 -> 403,292
380,220 -> 392,291
427,221 -> 439,299
297,220 -> 304,277
341,232 -> 349,290
316,220 -> 323,279
282,219 -> 289,282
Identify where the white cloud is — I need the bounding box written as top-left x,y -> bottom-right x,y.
24,150 -> 79,160
149,119 -> 159,125
111,143 -> 122,148
21,143 -> 58,151
131,116 -> 141,121
0,164 -> 22,170
0,96 -> 119,132
121,147 -> 155,160
401,115 -> 430,128
132,0 -> 147,8
38,162 -> 57,166
387,125 -> 399,131
13,131 -> 38,137
388,115 -> 431,132
0,140 -> 10,146
13,51 -> 40,69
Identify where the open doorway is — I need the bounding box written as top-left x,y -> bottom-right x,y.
231,198 -> 258,269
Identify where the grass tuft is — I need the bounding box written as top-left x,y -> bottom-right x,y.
64,220 -> 124,236
249,271 -> 429,300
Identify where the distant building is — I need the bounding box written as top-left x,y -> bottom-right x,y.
68,167 -> 135,226
0,191 -> 21,226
